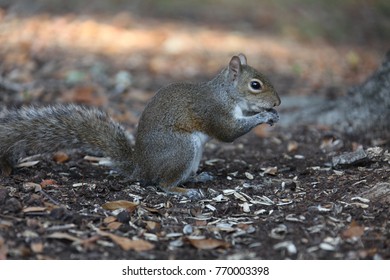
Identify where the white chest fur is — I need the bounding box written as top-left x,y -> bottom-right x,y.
189,132 -> 209,174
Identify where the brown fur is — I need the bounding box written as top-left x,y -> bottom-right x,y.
0,54 -> 280,199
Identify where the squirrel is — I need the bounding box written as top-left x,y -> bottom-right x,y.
0,54 -> 280,199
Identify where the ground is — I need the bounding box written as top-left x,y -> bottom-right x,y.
0,0 -> 389,260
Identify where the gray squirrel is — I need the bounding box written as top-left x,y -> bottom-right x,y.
0,54 -> 281,199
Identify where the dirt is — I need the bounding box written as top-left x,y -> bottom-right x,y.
0,1 -> 389,260
1,113 -> 389,260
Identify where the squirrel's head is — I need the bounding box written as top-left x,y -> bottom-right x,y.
227,53 -> 281,114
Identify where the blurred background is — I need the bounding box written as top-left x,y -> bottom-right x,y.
0,0 -> 389,123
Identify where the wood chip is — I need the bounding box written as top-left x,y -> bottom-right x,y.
240,202 -> 251,213
351,197 -> 370,203
319,242 -> 336,251
234,192 -> 247,202
22,182 -> 41,192
262,166 -> 278,175
273,241 -> 297,255
269,224 -> 288,239
351,202 -> 369,209
22,206 -> 47,213
244,172 -> 254,180
16,160 -> 40,168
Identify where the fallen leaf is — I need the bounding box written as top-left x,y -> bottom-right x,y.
98,231 -> 154,251
30,241 -> 44,253
107,221 -> 123,230
145,221 -> 161,232
53,152 -> 69,163
287,141 -> 299,153
188,238 -> 230,250
342,221 -> 365,239
102,200 -> 138,211
40,179 -> 57,188
78,235 -> 101,249
195,220 -> 207,227
104,216 -> 117,224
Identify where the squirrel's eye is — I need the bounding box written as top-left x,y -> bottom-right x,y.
249,79 -> 262,92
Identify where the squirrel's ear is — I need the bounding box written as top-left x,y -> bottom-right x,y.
228,55 -> 242,81
237,53 -> 247,65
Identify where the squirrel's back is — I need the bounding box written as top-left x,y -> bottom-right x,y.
0,105 -> 134,175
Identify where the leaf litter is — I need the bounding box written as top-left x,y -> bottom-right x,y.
0,2 -> 388,260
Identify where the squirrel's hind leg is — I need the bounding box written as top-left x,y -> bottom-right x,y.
139,132 -> 207,200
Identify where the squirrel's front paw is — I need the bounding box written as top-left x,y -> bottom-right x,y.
257,109 -> 279,126
165,186 -> 205,200
185,188 -> 205,200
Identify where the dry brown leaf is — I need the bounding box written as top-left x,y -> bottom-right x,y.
107,221 -> 123,230
188,238 -> 230,250
78,235 -> 101,249
104,216 -> 117,224
30,241 -> 44,253
341,221 -> 365,239
98,231 -> 154,252
22,206 -> 47,213
287,141 -> 299,153
40,179 -> 57,188
102,200 -> 138,211
145,221 -> 161,232
195,220 -> 208,227
53,152 -> 69,163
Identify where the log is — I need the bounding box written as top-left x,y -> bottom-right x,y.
280,51 -> 390,140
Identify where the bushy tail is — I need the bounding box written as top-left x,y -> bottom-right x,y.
0,105 -> 134,175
